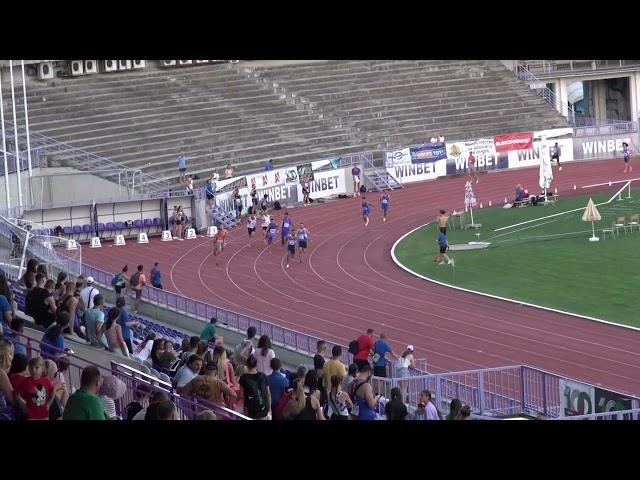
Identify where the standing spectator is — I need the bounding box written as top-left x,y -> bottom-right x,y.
384,387 -> 409,420
200,317 -> 217,343
205,178 -> 215,209
27,277 -> 56,329
0,272 -> 17,317
353,328 -> 374,370
0,293 -> 12,333
238,354 -> 271,420
115,297 -> 139,355
98,376 -> 127,420
342,363 -> 358,392
256,335 -> 275,376
111,265 -> 128,297
44,359 -> 68,420
16,258 -> 38,292
149,262 -> 162,290
174,206 -> 185,241
351,164 -> 361,197
84,294 -> 108,349
54,272 -> 67,303
313,340 -> 326,403
104,307 -> 129,358
180,336 -> 201,365
134,332 -> 156,362
62,366 -> 106,420
0,340 -> 26,419
446,398 -> 462,420
267,358 -> 288,418
372,333 -> 398,378
79,276 -> 99,310
10,318 -> 26,356
420,390 -> 440,420
186,176 -> 194,194
233,186 -> 243,219
233,326 -> 257,366
129,264 -> 146,313
182,361 -> 237,407
456,405 -> 472,420
395,345 -> 415,399
437,133 -> 445,143
40,312 -> 71,360
178,153 -> 187,183
350,364 -> 377,420
8,352 -> 29,390
322,345 -> 347,392
264,159 -> 274,171
210,170 -> 220,183
17,357 -> 54,420
430,135 -> 437,144
224,163 -> 234,179
56,281 -> 78,336
174,355 -> 204,392
327,374 -> 353,420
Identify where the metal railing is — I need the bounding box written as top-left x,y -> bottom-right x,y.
519,60 -> 640,76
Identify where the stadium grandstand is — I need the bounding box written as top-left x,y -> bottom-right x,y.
0,59 -> 639,421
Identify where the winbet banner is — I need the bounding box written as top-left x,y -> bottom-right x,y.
386,147 -> 446,184
505,136 -> 574,169
296,168 -> 347,199
446,138 -> 504,175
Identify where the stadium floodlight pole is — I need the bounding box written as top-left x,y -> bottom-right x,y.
0,71 -> 11,210
9,60 -> 23,208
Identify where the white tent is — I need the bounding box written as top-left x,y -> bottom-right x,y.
464,180 -> 479,226
539,138 -> 553,195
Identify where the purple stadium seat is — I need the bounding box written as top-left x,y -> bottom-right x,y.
97,223 -> 105,234
82,224 -> 93,240
105,222 -> 115,238
115,221 -> 124,234
133,219 -> 143,232
63,226 -> 73,237
143,219 -> 153,233
72,225 -> 82,240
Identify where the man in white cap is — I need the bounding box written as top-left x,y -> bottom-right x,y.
80,276 -> 100,310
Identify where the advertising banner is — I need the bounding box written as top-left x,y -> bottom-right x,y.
559,378 -> 595,418
246,169 -> 287,190
296,168 -> 347,199
505,137 -> 574,169
594,387 -> 633,419
387,160 -> 446,184
215,187 -> 251,215
385,148 -> 412,167
410,143 -> 447,164
494,132 -> 533,152
296,164 -> 315,182
445,138 -> 504,175
573,134 -> 634,160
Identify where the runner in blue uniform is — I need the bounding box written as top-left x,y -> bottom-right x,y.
361,197 -> 373,227
297,223 -> 310,264
265,218 -> 278,249
281,212 -> 293,246
380,193 -> 390,222
286,229 -> 297,268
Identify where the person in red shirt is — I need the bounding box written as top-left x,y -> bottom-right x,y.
8,352 -> 29,390
16,356 -> 54,420
467,150 -> 478,184
353,328 -> 374,370
213,227 -> 228,266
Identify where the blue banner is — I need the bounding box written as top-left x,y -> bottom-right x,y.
410,143 -> 447,164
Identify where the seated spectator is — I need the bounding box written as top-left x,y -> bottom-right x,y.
115,297 -> 140,355
456,405 -> 472,420
515,184 -> 524,202
8,352 -> 29,390
40,312 -> 71,360
0,292 -> 12,332
173,355 -> 204,392
238,354 -> 271,420
446,398 -> 462,420
411,402 -> 427,420
132,390 -> 168,420
224,163 -> 234,179
158,340 -> 178,370
0,340 -> 26,419
267,358 -> 289,417
327,374 -> 352,421
134,332 -> 157,362
264,159 -> 274,171
84,295 -> 108,349
384,387 -> 409,420
10,318 -> 26,356
180,336 -> 200,365
200,317 -> 217,343
123,384 -> 152,420
256,335 -> 275,375
99,376 -> 127,420
420,390 -> 440,420
63,366 -> 106,420
44,359 -> 68,420
156,400 -> 178,420
182,361 -> 237,407
16,356 -> 55,420
196,410 -> 217,421
104,307 -> 129,358
0,272 -> 17,317
196,340 -> 209,362
149,339 -> 166,370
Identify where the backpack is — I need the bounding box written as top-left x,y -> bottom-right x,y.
273,201 -> 282,210
348,339 -> 360,355
111,272 -> 124,287
243,374 -> 269,419
233,340 -> 253,365
274,388 -> 293,420
130,272 -> 141,287
359,185 -> 367,193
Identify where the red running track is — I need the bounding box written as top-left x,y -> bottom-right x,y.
82,158 -> 640,395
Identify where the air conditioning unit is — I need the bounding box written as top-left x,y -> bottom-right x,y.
103,60 -> 119,72
178,60 -> 193,66
118,60 -> 131,70
132,60 -> 146,69
84,60 -> 98,74
70,60 -> 84,76
37,62 -> 54,80
161,60 -> 176,67
195,60 -> 209,64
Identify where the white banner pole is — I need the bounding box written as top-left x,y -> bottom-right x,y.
9,60 -> 23,208
0,69 -> 11,209
20,61 -> 33,178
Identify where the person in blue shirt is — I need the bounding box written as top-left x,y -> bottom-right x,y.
177,153 -> 187,183
297,223 -> 310,264
361,197 -> 373,227
267,357 -> 289,417
372,333 -> 398,378
116,297 -> 141,355
286,229 -> 297,268
380,193 -> 390,222
281,212 -> 293,246
0,294 -> 12,331
150,262 -> 162,290
40,312 -> 70,360
266,218 -> 278,247
264,159 -> 274,171
205,179 -> 215,209
434,231 -> 454,266
623,142 -> 632,173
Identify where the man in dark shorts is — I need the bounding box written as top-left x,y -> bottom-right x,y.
436,210 -> 449,235
129,265 -> 147,313
467,150 -> 478,184
178,153 -> 187,183
260,194 -> 269,213
286,229 -> 297,268
434,231 -> 454,266
551,142 -> 562,171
